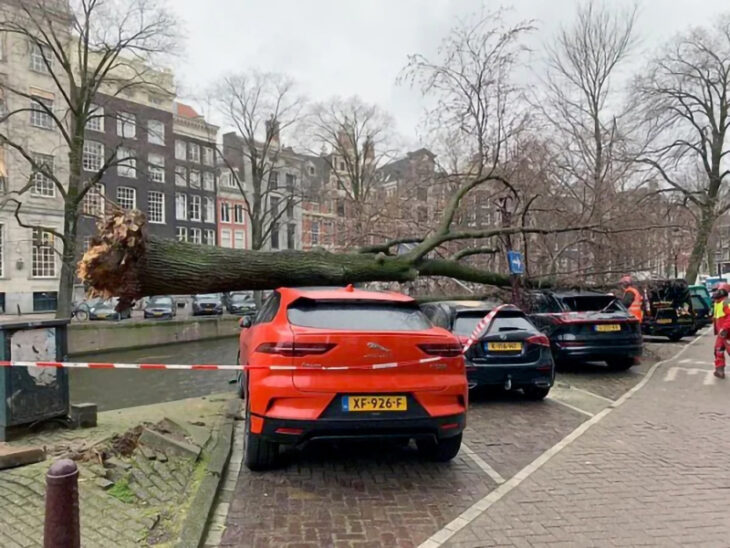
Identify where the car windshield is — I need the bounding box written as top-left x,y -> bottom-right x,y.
453,311 -> 535,335
287,300 -> 432,331
452,312 -> 489,335
196,294 -> 220,300
94,298 -> 117,309
150,297 -> 172,306
560,295 -> 621,312
231,294 -> 252,302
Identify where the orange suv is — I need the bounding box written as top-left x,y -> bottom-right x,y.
238,286 -> 467,470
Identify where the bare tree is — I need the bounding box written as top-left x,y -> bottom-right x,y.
635,15 -> 730,282
538,0 -> 640,282
213,71 -> 306,251
0,0 -> 177,317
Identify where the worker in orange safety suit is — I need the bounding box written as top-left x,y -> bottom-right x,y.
712,283 -> 730,379
619,276 -> 644,322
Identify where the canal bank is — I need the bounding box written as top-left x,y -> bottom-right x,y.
68,315 -> 240,356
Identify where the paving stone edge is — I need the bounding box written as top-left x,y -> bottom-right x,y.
175,398 -> 239,548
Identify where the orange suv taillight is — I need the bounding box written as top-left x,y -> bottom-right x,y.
255,342 -> 336,357
417,343 -> 463,357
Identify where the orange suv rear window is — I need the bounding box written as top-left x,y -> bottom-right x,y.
287,299 -> 432,331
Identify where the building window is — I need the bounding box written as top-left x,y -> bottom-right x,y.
175,165 -> 187,187
190,227 -> 202,244
0,223 -> 3,278
188,143 -> 200,163
189,169 -> 200,189
82,236 -> 92,252
220,202 -> 230,223
220,171 -> 237,188
117,186 -> 136,210
339,161 -> 345,171
148,191 -> 164,223
287,224 -> 295,250
203,147 -> 215,166
311,221 -> 319,246
30,43 -> 53,73
148,119 -> 165,145
203,171 -> 215,191
286,198 -> 293,218
82,183 -> 105,217
204,197 -> 215,223
175,140 -> 186,160
176,227 -> 187,242
32,228 -> 55,278
204,229 -> 215,245
117,112 -> 136,139
234,204 -> 244,224
148,153 -> 165,183
30,97 -> 53,129
189,195 -> 201,221
271,223 -> 279,250
234,230 -> 245,249
286,173 -> 295,192
220,229 -> 232,248
33,291 -> 57,312
269,170 -> 278,189
87,104 -> 104,132
175,193 -> 187,220
336,199 -> 345,217
82,141 -> 104,171
117,147 -> 136,178
309,165 -> 315,176
31,153 -> 55,197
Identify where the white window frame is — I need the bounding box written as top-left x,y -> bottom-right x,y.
175,166 -> 187,187
148,153 -> 165,183
220,201 -> 230,223
31,228 -> 56,278
234,204 -> 244,224
203,147 -> 215,166
234,230 -> 245,249
175,140 -> 186,160
0,223 -> 3,277
189,169 -> 200,189
148,191 -> 165,224
175,192 -> 187,220
188,142 -> 200,163
204,229 -> 215,246
203,171 -> 215,191
30,42 -> 53,73
87,104 -> 104,132
190,195 -> 201,222
82,183 -> 105,217
30,97 -> 54,129
82,141 -> 104,172
176,227 -> 188,242
117,147 -> 136,178
204,197 -> 215,223
220,228 -> 232,248
147,119 -> 165,145
190,227 -> 202,244
116,186 -> 136,210
31,153 -> 55,197
117,112 -> 136,139
311,221 -> 320,246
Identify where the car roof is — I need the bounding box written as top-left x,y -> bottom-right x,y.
538,289 -> 611,298
426,300 -> 503,311
280,286 -> 414,303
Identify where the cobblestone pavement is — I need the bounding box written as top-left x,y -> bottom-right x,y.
440,331 -> 730,547
1,395 -> 230,547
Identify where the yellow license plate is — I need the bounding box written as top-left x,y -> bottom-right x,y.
487,342 -> 523,352
343,396 -> 407,412
154,312 -> 162,316
657,318 -> 673,324
595,324 -> 621,332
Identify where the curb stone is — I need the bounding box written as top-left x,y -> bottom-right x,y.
175,397 -> 239,548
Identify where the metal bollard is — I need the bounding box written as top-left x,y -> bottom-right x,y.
44,459 -> 80,548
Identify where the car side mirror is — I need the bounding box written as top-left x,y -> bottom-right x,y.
239,316 -> 252,329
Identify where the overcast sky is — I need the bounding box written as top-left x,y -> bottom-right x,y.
169,0 -> 728,147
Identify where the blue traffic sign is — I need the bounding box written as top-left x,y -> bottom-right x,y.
507,251 -> 524,275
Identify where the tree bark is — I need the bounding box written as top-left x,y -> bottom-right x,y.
686,205 -> 716,284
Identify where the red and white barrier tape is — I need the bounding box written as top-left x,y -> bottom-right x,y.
462,304 -> 506,354
0,356 -> 442,372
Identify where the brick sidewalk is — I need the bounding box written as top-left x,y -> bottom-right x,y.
440,332 -> 730,547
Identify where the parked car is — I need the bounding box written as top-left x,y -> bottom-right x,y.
640,279 -> 696,341
421,300 -> 554,399
88,298 -> 132,321
143,296 -> 176,319
192,293 -> 224,316
238,286 -> 467,470
225,292 -> 257,316
525,290 -> 642,370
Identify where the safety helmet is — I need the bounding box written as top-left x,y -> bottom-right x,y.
712,283 -> 730,299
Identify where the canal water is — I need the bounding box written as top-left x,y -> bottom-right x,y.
69,337 -> 239,411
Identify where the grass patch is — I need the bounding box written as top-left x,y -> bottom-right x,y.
108,478 -> 136,504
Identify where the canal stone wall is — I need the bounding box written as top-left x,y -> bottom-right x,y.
68,317 -> 240,356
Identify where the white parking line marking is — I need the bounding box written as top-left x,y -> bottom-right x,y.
566,385 -> 615,403
664,367 -> 679,382
419,332 -> 706,548
461,443 -> 505,484
664,366 -> 716,386
547,396 -> 595,417
703,372 -> 718,385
